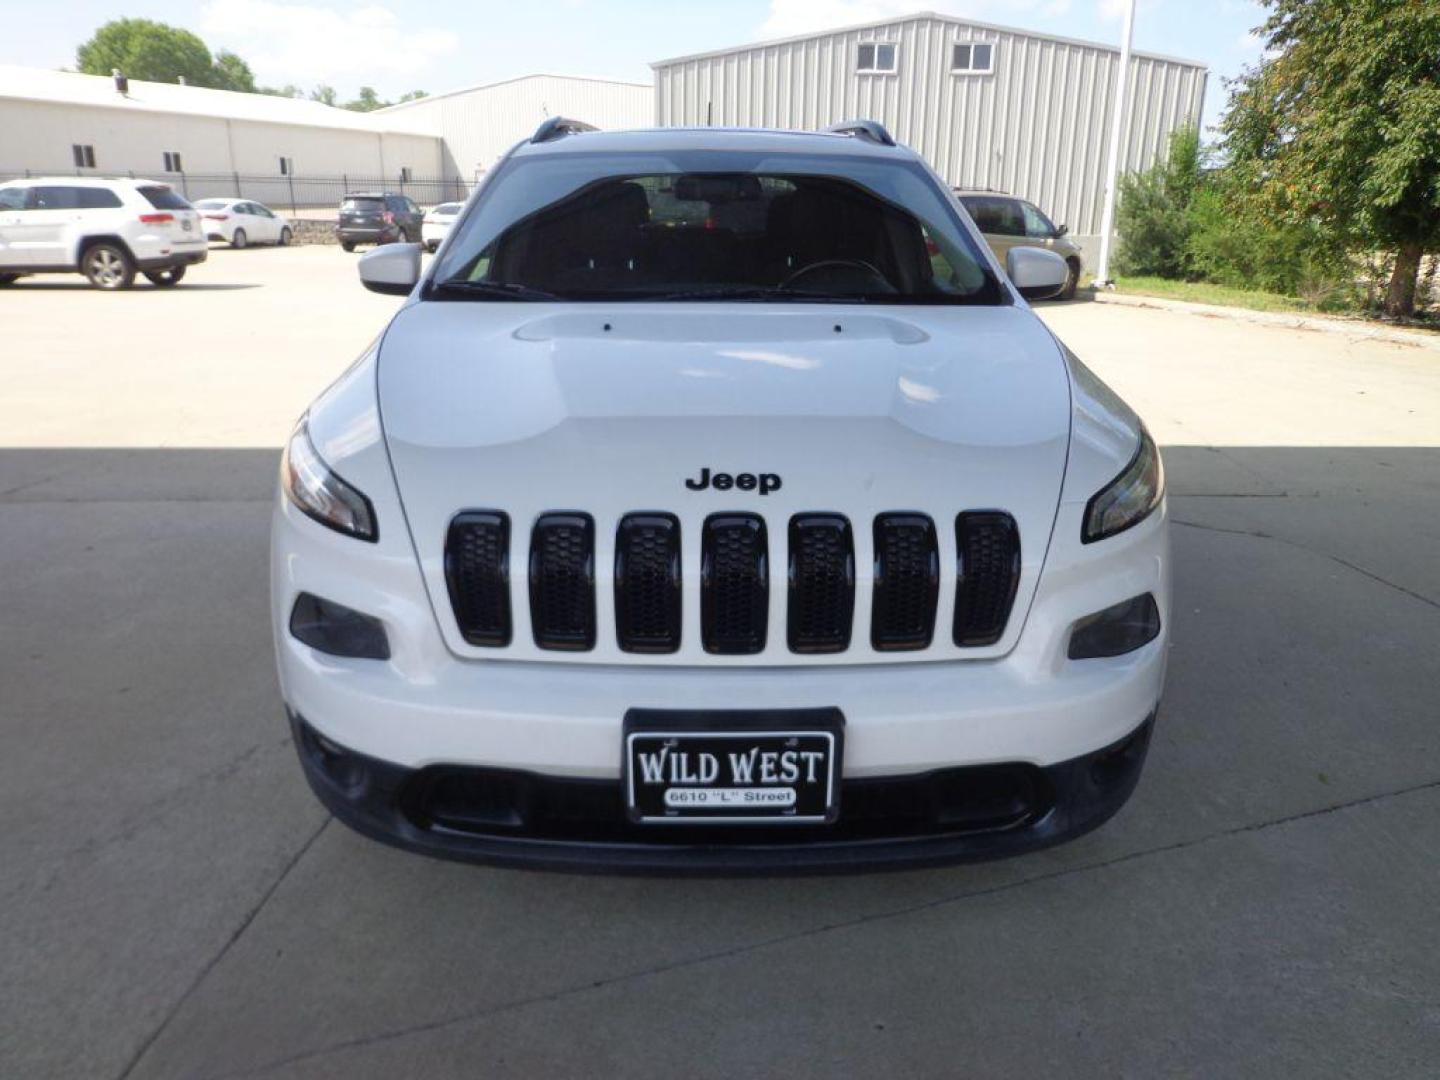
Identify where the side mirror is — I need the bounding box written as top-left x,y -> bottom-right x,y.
358,242 -> 422,296
1005,246 -> 1068,301
1055,223 -> 1069,237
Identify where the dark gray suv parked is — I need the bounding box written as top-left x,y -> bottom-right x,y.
335,192 -> 423,251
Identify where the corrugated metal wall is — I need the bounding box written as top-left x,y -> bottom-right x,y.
381,75 -> 652,179
653,16 -> 1206,239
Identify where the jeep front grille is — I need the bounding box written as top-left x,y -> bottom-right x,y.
445,511 -> 511,647
443,509 -> 1021,658
700,513 -> 769,655
870,513 -> 940,651
528,512 -> 596,650
614,513 -> 682,653
788,514 -> 855,653
953,512 -> 1021,647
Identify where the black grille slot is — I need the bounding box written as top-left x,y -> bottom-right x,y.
954,512 -> 1021,647
614,513 -> 682,653
788,514 -> 855,653
529,513 -> 596,650
445,511 -> 511,647
871,513 -> 939,650
701,513 -> 768,654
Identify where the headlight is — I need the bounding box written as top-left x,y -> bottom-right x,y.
1083,427 -> 1163,543
281,419 -> 377,542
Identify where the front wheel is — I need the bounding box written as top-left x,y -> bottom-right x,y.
231,228 -> 248,250
144,266 -> 186,286
82,243 -> 135,290
340,241 -> 356,253
0,272 -> 20,286
425,240 -> 438,253
278,227 -> 292,247
1060,259 -> 1080,301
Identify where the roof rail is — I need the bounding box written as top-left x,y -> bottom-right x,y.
531,117 -> 598,144
823,119 -> 895,147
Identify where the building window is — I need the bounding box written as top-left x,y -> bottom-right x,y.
162,151 -> 183,172
952,42 -> 995,73
399,166 -> 412,183
279,156 -> 293,176
72,144 -> 96,168
857,42 -> 898,73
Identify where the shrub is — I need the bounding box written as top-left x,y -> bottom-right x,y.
1114,124 -> 1199,279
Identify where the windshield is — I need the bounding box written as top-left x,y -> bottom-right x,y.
433,202 -> 462,214
432,151 -> 1003,304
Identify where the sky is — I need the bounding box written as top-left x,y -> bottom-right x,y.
0,0 -> 1271,133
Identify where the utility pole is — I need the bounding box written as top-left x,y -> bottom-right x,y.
1095,0 -> 1135,287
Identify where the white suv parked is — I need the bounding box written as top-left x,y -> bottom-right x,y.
273,120 -> 1169,873
0,176 -> 207,289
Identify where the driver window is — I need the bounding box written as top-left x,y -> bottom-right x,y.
1021,202 -> 1055,239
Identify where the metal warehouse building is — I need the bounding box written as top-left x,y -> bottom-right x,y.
652,12 -> 1207,257
375,74 -> 652,180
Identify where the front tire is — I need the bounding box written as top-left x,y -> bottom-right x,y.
279,227 -> 292,247
232,228 -> 248,250
341,241 -> 356,253
81,243 -> 135,290
144,266 -> 186,286
0,272 -> 20,286
1060,258 -> 1080,301
425,240 -> 438,253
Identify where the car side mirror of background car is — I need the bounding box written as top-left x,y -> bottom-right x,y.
1055,223 -> 1069,237
358,243 -> 422,296
1005,246 -> 1069,301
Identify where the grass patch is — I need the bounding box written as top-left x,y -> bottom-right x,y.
1107,275 -> 1317,313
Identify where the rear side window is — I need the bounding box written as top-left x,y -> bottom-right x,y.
964,196 -> 1025,237
32,186 -> 123,210
138,186 -> 191,210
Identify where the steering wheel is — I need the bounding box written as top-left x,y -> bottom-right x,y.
780,258 -> 890,291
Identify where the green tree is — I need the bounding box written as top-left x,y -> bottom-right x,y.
76,18 -> 216,86
396,90 -> 428,103
1114,123 -> 1200,279
1221,0 -> 1440,317
76,19 -> 264,95
259,84 -> 303,98
344,86 -> 385,112
211,50 -> 256,93
309,84 -> 337,106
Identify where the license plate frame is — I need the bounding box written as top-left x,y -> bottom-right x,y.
623,708 -> 844,826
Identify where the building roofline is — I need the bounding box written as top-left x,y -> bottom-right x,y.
650,10 -> 1208,71
376,71 -> 652,112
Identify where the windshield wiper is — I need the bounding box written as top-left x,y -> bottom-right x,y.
651,286 -> 872,303
431,279 -> 558,301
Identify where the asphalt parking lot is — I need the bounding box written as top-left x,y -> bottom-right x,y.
4,246 -> 1439,1079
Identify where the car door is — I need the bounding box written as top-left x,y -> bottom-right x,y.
14,186 -> 84,267
0,186 -> 32,267
251,204 -> 281,243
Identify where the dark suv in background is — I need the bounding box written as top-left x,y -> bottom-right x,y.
335,192 -> 423,252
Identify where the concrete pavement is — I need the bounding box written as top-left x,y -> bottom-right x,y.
2,249 -> 1438,1078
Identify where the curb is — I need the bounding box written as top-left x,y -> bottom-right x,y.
1087,290 -> 1440,353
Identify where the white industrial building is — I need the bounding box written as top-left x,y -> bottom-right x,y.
653,12 -> 1207,256
375,74 -> 652,180
0,64 -> 443,181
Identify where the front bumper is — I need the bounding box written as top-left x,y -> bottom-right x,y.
291,708 -> 1155,874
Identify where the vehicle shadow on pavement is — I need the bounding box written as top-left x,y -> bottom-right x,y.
1,281 -> 262,292
2,444 -> 1438,1079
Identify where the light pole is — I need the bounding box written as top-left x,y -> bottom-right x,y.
1095,0 -> 1136,287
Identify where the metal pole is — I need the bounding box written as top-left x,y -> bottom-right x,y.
288,171 -> 297,216
1095,0 -> 1135,287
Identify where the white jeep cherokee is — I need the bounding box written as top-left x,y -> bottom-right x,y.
0,176 -> 207,289
272,121 -> 1169,873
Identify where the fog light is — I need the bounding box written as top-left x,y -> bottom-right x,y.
1068,593 -> 1160,660
290,592 -> 390,660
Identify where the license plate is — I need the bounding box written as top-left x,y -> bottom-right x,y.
623,708 -> 843,825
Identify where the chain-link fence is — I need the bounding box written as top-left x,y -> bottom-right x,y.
0,169 -> 476,216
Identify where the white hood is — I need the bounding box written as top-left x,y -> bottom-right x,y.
377,301 -> 1072,665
